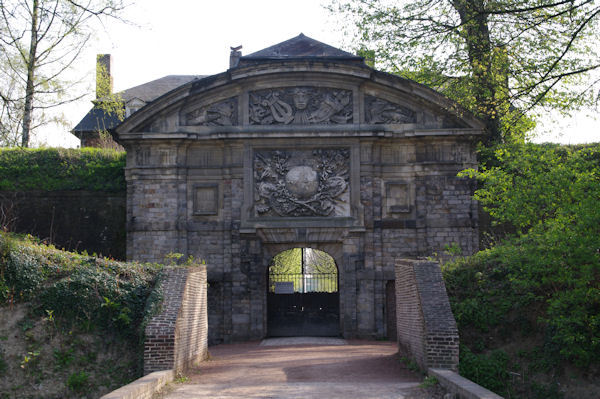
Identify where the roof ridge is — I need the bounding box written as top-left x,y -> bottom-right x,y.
242,33 -> 361,60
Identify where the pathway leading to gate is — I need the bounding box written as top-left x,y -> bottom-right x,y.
154,338 -> 445,399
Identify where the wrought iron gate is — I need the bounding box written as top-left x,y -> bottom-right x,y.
267,272 -> 340,337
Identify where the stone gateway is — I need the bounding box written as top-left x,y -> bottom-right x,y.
115,34 -> 483,345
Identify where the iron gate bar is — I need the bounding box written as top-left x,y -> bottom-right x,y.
269,273 -> 338,293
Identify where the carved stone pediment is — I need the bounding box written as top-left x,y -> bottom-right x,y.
249,87 -> 352,125
253,148 -> 350,217
182,97 -> 238,126
365,95 -> 416,124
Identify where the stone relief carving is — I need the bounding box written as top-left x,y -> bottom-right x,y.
365,95 -> 416,124
249,87 -> 352,125
183,97 -> 238,126
253,149 -> 350,217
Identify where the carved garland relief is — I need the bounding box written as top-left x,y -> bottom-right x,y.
365,95 -> 416,124
253,149 -> 350,217
182,97 -> 238,126
177,91 -> 417,128
249,87 -> 353,125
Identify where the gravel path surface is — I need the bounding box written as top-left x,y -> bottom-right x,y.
154,339 -> 446,399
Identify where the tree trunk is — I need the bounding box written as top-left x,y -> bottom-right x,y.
452,0 -> 503,143
21,0 -> 39,148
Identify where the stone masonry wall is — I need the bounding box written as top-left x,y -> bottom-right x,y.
0,190 -> 126,259
144,266 -> 208,374
395,259 -> 459,371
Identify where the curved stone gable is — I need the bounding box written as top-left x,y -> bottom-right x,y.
117,53 -> 483,344
115,61 -> 484,138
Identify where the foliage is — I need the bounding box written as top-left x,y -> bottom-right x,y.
304,248 -> 337,273
419,375 -> 437,388
443,142 -> 600,395
463,143 -> 600,232
0,232 -> 162,340
95,54 -> 125,123
66,370 -> 89,392
269,248 -> 337,274
459,346 -> 510,393
0,0 -> 128,147
53,347 -> 74,369
329,0 -> 600,142
270,248 -> 303,274
0,147 -> 125,192
269,248 -> 338,293
399,355 -> 420,373
0,232 -> 167,397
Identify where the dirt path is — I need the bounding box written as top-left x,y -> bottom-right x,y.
155,338 -> 445,399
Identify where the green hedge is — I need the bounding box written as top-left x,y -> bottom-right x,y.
0,147 -> 126,192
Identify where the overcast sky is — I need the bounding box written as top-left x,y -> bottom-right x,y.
37,0 -> 597,147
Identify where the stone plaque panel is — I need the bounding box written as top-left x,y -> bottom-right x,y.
383,181 -> 414,218
193,184 -> 219,215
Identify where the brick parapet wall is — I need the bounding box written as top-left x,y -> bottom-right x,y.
144,265 -> 208,374
395,259 -> 459,371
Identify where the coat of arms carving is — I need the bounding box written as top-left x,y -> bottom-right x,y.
253,149 -> 350,217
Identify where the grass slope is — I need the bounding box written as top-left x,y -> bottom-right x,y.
0,233 -> 162,398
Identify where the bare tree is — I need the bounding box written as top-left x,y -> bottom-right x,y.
0,0 -> 128,147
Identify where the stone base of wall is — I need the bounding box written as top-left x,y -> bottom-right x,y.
100,370 -> 174,399
429,368 -> 505,399
144,266 -> 208,374
395,259 -> 459,371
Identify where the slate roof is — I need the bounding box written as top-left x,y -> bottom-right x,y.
240,33 -> 363,62
119,75 -> 203,103
73,75 -> 203,133
72,107 -> 122,134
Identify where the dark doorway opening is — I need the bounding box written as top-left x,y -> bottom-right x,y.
267,248 -> 340,337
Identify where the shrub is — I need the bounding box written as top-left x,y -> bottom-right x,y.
459,346 -> 509,393
452,143 -> 600,367
67,371 -> 89,392
0,147 -> 125,192
0,232 -> 161,340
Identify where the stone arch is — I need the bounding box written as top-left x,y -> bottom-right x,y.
259,229 -> 348,338
266,246 -> 340,337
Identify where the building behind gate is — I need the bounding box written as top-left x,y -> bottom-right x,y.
115,34 -> 483,344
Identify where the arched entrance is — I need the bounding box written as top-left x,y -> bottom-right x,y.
267,248 -> 340,337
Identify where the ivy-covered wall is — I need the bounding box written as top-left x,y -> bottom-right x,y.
0,148 -> 126,259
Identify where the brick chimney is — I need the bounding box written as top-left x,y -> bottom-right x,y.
96,54 -> 113,99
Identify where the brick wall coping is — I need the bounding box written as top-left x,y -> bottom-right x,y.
99,369 -> 174,399
429,368 -> 504,399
